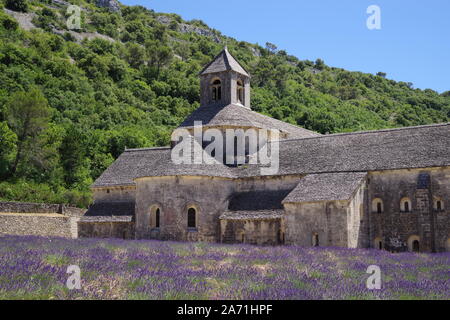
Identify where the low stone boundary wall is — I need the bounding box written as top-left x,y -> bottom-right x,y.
0,201 -> 85,216
0,201 -> 86,238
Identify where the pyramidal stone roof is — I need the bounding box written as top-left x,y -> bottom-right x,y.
178,103 -> 321,139
199,47 -> 250,77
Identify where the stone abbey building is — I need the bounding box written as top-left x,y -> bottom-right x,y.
80,48 -> 450,253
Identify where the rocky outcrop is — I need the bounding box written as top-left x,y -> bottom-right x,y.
3,8 -> 36,31
96,0 -> 121,12
156,15 -> 221,43
52,28 -> 116,43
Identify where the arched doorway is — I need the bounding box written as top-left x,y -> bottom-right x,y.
408,235 -> 420,252
312,233 -> 319,247
412,240 -> 420,252
374,237 -> 383,250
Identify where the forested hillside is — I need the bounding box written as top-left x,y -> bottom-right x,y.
0,0 -> 449,207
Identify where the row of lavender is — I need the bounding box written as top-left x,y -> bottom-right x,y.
0,235 -> 448,300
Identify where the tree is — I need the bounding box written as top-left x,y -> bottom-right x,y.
6,89 -> 51,176
126,43 -> 146,69
376,72 -> 387,78
145,40 -> 173,79
0,121 -> 17,178
315,58 -> 325,70
5,0 -> 28,12
265,42 -> 278,54
59,125 -> 90,188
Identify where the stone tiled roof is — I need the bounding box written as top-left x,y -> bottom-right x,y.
219,189 -> 291,220
199,47 -> 250,77
220,209 -> 284,220
83,201 -> 135,217
282,172 -> 367,203
178,103 -> 321,139
92,123 -> 450,187
228,189 -> 292,211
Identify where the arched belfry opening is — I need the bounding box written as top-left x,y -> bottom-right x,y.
199,47 -> 250,108
211,79 -> 222,101
236,80 -> 244,104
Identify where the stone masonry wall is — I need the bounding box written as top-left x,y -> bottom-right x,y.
284,201 -> 349,247
135,176 -> 234,242
134,175 -> 302,243
0,202 -> 85,238
92,186 -> 136,203
347,182 -> 368,248
368,167 -> 450,253
220,219 -> 282,245
78,221 -> 134,239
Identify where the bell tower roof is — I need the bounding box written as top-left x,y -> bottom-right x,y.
199,47 -> 250,77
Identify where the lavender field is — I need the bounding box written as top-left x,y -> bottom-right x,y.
0,235 -> 448,300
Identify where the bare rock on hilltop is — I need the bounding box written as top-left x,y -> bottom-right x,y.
96,0 -> 121,12
3,8 -> 36,31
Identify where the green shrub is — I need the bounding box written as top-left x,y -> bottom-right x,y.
5,0 -> 28,12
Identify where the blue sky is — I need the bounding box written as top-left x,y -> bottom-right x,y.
121,0 -> 450,93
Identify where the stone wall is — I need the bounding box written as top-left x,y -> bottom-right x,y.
134,175 -> 301,242
347,182 -> 368,248
0,201 -> 84,216
200,70 -> 250,108
220,219 -> 282,245
92,185 -> 136,203
284,201 -> 350,247
78,221 -> 134,239
368,167 -> 450,252
0,202 -> 85,238
87,167 -> 449,252
135,176 -> 234,242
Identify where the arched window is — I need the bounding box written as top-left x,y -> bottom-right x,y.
434,197 -> 444,211
150,206 -> 161,229
371,198 -> 383,213
211,79 -> 221,101
408,235 -> 420,252
155,208 -> 160,228
236,80 -> 244,103
400,197 -> 412,213
187,207 -> 196,228
312,233 -> 319,247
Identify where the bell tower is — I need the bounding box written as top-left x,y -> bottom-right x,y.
199,47 -> 251,108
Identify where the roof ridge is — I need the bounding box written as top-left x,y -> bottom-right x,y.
250,109 -> 320,133
125,146 -> 171,152
223,47 -> 250,77
222,48 -> 232,71
279,122 -> 450,143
